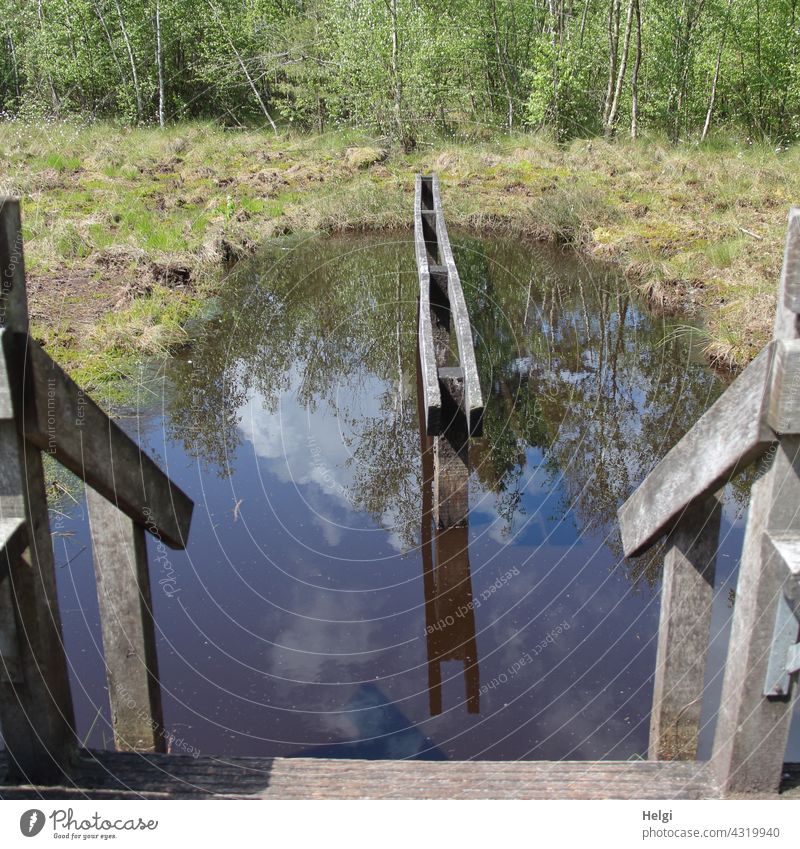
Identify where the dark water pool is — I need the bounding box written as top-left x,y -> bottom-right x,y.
50,232 -> 799,761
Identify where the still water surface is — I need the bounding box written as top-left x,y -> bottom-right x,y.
53,232 -> 798,761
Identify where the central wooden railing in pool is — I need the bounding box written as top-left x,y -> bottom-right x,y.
0,188 -> 798,799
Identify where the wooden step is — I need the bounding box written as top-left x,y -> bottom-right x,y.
0,751 -> 736,799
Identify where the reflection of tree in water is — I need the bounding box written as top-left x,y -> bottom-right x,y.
455,234 -> 731,586
166,231 -> 739,585
166,236 -> 424,544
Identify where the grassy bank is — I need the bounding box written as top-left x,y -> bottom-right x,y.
2,120 -> 797,400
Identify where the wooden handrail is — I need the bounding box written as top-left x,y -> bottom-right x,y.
620,208 -> 800,560
414,175 -> 441,434
1,197 -> 194,782
619,337 -> 800,557
618,342 -> 776,557
1,330 -> 193,550
430,176 -> 484,435
414,174 -> 484,436
0,201 -> 76,783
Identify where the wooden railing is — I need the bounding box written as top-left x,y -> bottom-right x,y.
1,183 -> 797,797
618,207 -> 800,795
414,174 -> 483,437
414,174 -> 482,715
0,198 -> 194,784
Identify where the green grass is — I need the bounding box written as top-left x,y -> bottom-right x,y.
2,119 -> 798,383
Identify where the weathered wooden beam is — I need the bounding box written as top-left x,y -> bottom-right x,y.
0,578 -> 21,684
2,750 -> 724,799
0,203 -> 75,784
414,176 -> 441,435
711,437 -> 800,793
618,342 -> 776,557
712,210 -> 800,795
2,330 -> 193,550
87,487 -> 166,753
765,339 -> 800,435
771,532 -> 800,620
0,518 -> 27,585
649,493 -> 721,760
431,176 -> 484,436
762,531 -> 800,698
781,207 -> 800,315
0,198 -> 29,332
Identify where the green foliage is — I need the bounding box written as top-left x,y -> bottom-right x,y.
0,0 -> 797,141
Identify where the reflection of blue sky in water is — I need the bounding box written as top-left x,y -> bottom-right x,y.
239,367 -> 412,553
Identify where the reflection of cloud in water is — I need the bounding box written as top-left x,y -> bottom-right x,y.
238,369 -> 408,550
260,583 -> 426,744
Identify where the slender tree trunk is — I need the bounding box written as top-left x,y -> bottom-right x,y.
155,0 -> 165,128
605,0 -> 635,136
701,0 -> 733,142
113,0 -> 143,121
37,0 -> 60,113
205,0 -> 277,132
548,0 -> 561,133
92,0 -> 125,84
630,0 -> 642,138
6,30 -> 20,100
672,0 -> 706,139
491,0 -> 514,129
602,0 -> 622,126
62,1 -> 79,64
385,0 -> 405,141
754,0 -> 763,131
778,0 -> 798,135
579,0 -> 591,47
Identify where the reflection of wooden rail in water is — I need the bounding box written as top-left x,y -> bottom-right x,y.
416,353 -> 479,715
3,195 -> 798,798
618,207 -> 800,795
414,174 -> 483,437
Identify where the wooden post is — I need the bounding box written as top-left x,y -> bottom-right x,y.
0,198 -> 76,783
649,493 -> 721,759
711,208 -> 800,795
86,487 -> 166,752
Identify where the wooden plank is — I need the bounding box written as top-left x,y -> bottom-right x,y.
0,517 -> 27,584
414,176 -> 441,435
86,487 -> 166,753
712,212 -> 800,795
0,750 -> 722,799
0,213 -> 75,783
770,532 -> 800,619
618,342 -> 775,557
0,577 -> 21,683
711,437 -> 800,793
649,493 -> 721,760
765,339 -> 800,435
781,207 -> 800,314
762,531 -> 800,697
431,176 -> 484,436
0,199 -> 29,332
2,330 -> 193,550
